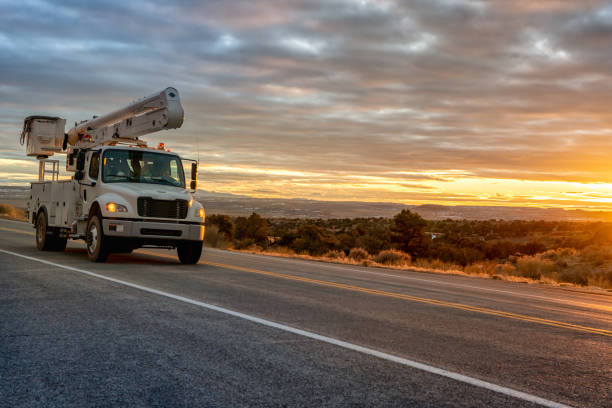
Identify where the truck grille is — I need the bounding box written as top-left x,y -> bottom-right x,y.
137,197 -> 188,219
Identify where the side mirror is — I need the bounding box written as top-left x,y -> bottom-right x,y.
76,150 -> 86,171
74,170 -> 84,181
190,162 -> 198,191
191,163 -> 198,181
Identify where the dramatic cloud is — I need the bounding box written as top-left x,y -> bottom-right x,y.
2,0 -> 612,208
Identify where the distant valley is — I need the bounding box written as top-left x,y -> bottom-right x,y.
3,185 -> 612,221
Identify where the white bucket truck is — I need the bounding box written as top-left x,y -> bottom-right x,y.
20,87 -> 205,263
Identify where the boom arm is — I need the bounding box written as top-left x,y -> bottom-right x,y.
66,87 -> 184,148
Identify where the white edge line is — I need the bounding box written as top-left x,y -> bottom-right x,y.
0,248 -> 573,408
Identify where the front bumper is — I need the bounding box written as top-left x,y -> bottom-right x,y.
102,219 -> 205,241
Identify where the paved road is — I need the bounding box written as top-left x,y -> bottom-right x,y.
0,218 -> 610,407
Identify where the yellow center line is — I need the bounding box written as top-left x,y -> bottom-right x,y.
138,250 -> 612,338
0,226 -> 35,236
2,226 -> 610,337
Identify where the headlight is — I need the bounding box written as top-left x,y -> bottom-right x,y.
106,202 -> 128,213
199,207 -> 205,218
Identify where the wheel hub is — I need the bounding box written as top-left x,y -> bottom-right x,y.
36,220 -> 44,243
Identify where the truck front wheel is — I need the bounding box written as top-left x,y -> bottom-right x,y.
177,241 -> 203,264
86,215 -> 109,262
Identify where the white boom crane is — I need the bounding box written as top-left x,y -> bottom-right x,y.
21,87 -> 184,182
21,87 -> 184,160
66,87 -> 184,148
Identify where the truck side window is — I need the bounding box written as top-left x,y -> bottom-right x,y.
89,151 -> 100,180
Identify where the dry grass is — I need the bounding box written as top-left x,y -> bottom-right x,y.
373,249 -> 410,266
497,247 -> 612,289
0,203 -> 26,221
229,244 -> 612,291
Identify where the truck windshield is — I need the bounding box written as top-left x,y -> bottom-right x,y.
102,149 -> 186,188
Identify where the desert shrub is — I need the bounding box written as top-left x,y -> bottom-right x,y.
413,258 -> 462,271
292,224 -> 338,256
348,248 -> 369,261
234,213 -> 269,248
464,260 -> 498,276
0,204 -> 26,220
553,267 -> 589,286
540,247 -> 577,262
514,256 -> 555,280
324,250 -> 345,259
206,214 -> 235,241
580,245 -> 612,266
585,268 -> 612,289
496,263 -> 517,276
374,249 -> 410,266
204,225 -> 219,247
234,238 -> 258,250
268,246 -> 295,256
204,225 -> 231,249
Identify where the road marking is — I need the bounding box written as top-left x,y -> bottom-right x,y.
0,226 -> 34,235
220,249 -> 612,311
0,248 -> 573,408
136,249 -> 612,337
1,223 -> 609,337
200,260 -> 612,337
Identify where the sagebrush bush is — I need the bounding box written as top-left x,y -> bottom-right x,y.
413,258 -> 461,271
204,225 -> 231,249
514,256 -> 555,280
348,248 -> 369,261
323,250 -> 344,259
496,263 -> 517,276
463,260 -> 498,276
580,245 -> 612,266
269,246 -> 295,256
374,249 -> 410,266
0,204 -> 26,220
233,238 -> 259,250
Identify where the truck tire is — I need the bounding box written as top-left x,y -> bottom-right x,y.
36,211 -> 54,251
86,215 -> 109,262
35,211 -> 66,251
177,241 -> 202,264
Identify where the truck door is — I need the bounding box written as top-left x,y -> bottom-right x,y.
87,151 -> 101,201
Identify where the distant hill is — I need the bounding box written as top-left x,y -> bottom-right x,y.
195,190 -> 612,221
2,185 -> 611,221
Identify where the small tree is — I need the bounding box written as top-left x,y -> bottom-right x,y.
292,224 -> 338,256
390,209 -> 429,257
235,212 -> 269,247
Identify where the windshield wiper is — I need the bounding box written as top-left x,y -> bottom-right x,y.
150,177 -> 178,186
107,174 -> 136,182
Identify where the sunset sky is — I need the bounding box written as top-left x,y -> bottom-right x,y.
2,0 -> 612,209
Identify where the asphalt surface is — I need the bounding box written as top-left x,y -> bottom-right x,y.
0,218 -> 610,407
